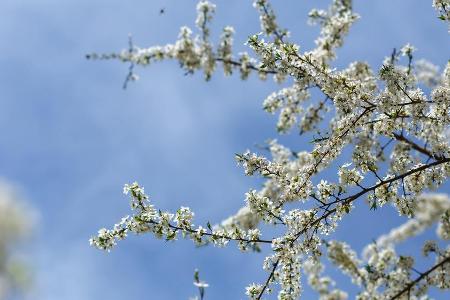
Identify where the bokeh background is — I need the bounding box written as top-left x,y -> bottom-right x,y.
0,0 -> 449,299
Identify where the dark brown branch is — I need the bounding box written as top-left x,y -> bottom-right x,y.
389,255 -> 450,300
87,52 -> 278,75
257,259 -> 279,299
144,219 -> 273,244
393,133 -> 445,160
215,58 -> 277,74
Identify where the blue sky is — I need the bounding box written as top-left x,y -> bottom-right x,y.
0,0 -> 449,299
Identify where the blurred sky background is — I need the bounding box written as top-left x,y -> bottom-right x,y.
0,0 -> 449,299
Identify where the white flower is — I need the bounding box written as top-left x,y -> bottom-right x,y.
245,283 -> 263,299
193,281 -> 209,288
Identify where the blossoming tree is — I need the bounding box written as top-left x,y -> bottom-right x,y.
89,0 -> 450,299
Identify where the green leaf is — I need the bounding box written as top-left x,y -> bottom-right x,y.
207,221 -> 212,231
344,205 -> 350,214
194,269 -> 200,282
166,231 -> 176,241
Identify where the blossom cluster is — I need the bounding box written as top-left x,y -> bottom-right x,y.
90,182 -> 267,253
433,0 -> 450,31
86,1 -> 270,83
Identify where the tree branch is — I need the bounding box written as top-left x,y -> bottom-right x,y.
145,219 -> 273,244
257,259 -> 279,299
393,133 -> 445,161
389,255 -> 450,300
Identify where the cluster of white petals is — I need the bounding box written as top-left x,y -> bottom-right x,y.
90,1 -> 450,299
90,182 -> 268,252
433,0 -> 450,31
